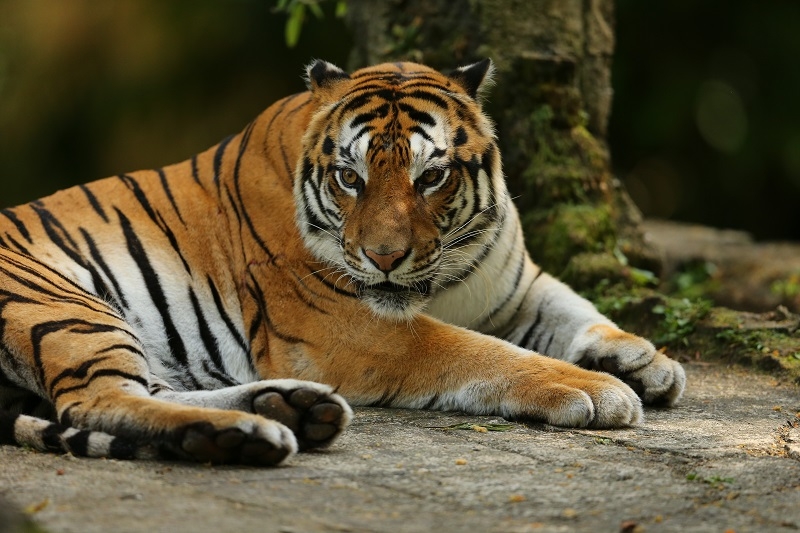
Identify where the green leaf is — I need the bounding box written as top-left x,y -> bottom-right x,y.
630,267 -> 658,286
307,1 -> 324,19
285,4 -> 305,48
335,1 -> 347,17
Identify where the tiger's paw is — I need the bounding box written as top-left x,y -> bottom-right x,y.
251,379 -> 353,451
505,358 -> 643,429
572,324 -> 686,406
178,417 -> 297,466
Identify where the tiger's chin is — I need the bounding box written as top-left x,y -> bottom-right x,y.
360,281 -> 431,321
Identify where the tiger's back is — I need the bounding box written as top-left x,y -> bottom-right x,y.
0,60 -> 684,465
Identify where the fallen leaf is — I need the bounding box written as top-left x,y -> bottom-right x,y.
24,498 -> 49,515
426,422 -> 515,432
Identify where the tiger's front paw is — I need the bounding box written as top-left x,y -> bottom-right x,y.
571,324 -> 686,405
505,357 -> 643,429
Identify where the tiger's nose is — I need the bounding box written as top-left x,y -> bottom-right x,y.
364,248 -> 408,273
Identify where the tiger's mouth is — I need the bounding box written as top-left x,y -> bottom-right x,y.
358,279 -> 432,319
366,280 -> 431,295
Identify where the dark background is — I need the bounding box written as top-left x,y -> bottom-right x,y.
0,0 -> 798,240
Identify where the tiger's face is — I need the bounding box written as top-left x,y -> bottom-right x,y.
295,60 -> 504,320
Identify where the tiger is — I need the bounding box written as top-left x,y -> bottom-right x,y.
0,59 -> 685,466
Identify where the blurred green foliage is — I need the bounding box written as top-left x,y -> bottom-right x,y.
273,0 -> 347,48
611,0 -> 800,240
0,0 -> 350,207
0,0 -> 798,243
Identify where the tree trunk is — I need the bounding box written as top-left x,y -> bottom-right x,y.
345,0 -> 659,287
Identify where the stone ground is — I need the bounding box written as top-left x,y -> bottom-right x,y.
1,361 -> 799,533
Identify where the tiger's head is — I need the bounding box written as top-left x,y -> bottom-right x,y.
295,60 -> 506,320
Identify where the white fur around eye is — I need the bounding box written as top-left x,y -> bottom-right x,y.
336,121 -> 372,185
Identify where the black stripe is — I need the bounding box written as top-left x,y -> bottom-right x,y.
118,175 -> 192,274
190,155 -> 202,187
403,89 -> 449,110
118,174 -> 159,228
108,437 -> 138,460
41,423 -> 65,452
0,255 -> 117,320
233,124 -> 274,258
96,343 -> 146,358
291,268 -> 335,302
370,383 -> 404,408
156,168 -> 186,225
0,209 -> 32,243
213,135 -> 235,190
0,410 -> 20,444
59,403 -> 78,426
0,244 -> 106,304
207,276 -> 249,354
479,248 -> 526,327
79,184 -> 109,223
409,125 -> 434,144
310,268 -> 358,298
247,303 -> 264,345
398,103 -> 435,126
246,274 -> 307,345
52,369 -> 149,402
30,319 -> 138,389
64,429 -> 91,456
80,228 -> 129,309
498,269 -> 544,341
519,311 -> 543,350
32,202 -> 119,301
421,393 -> 440,410
454,126 -> 468,146
202,360 -> 238,387
541,332 -> 556,355
322,136 -> 335,155
188,287 -> 237,385
289,282 -> 329,315
5,234 -> 29,255
0,257 -> 119,318
223,184 -> 243,228
278,98 -> 311,179
0,263 -> 77,304
117,208 -> 201,388
49,355 -> 110,396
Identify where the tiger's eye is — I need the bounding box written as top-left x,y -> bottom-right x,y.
419,168 -> 444,186
340,168 -> 359,186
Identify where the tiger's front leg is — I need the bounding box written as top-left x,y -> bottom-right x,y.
307,313 -> 643,428
499,267 -> 686,406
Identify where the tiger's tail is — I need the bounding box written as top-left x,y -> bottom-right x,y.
0,410 -> 156,460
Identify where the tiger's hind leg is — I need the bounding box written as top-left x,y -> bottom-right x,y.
0,249 -> 296,465
154,379 -> 353,451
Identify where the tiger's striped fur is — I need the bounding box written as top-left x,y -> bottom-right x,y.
0,60 -> 684,465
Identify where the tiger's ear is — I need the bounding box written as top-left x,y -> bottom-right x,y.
305,59 -> 351,93
447,58 -> 495,101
